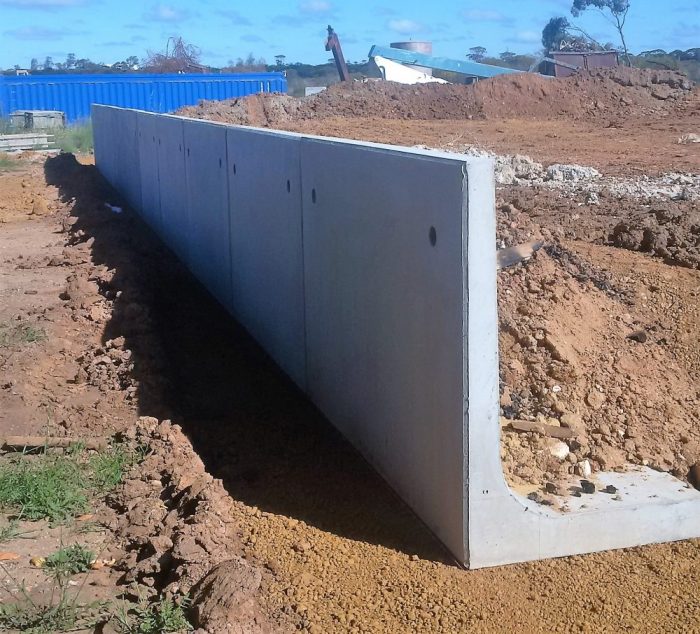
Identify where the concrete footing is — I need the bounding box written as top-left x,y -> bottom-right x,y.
93,104 -> 700,568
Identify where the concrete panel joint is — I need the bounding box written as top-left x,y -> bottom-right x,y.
92,104 -> 700,568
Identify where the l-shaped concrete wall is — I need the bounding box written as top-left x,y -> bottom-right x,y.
93,105 -> 700,568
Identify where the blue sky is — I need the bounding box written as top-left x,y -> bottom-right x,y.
0,0 -> 698,69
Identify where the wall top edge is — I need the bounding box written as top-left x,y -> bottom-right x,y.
92,105 -> 495,168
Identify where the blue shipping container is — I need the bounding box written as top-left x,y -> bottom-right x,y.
0,72 -> 287,123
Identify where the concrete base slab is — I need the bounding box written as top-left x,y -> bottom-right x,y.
92,105 -> 700,569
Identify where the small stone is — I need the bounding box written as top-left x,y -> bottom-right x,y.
688,463 -> 700,491
603,484 -> 618,494
627,330 -> 648,344
545,482 -> 566,496
548,440 -> 570,460
560,413 -> 584,433
576,460 -> 592,478
586,391 -> 606,410
586,192 -> 600,205
580,480 -> 596,494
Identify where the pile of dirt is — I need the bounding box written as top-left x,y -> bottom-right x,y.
497,244 -> 700,496
610,204 -> 700,269
176,93 -> 302,127
177,67 -> 695,127
497,185 -> 700,271
0,152 -> 61,223
101,417 -> 276,634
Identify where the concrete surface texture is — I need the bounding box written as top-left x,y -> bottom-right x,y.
226,127 -> 306,389
92,104 -> 700,568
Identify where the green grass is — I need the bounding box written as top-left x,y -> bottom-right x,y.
89,446 -> 137,492
115,596 -> 193,634
0,444 -> 138,524
0,154 -> 21,172
0,597 -> 106,634
53,121 -> 93,154
0,519 -> 36,543
0,453 -> 90,523
44,544 -> 95,579
0,321 -> 47,348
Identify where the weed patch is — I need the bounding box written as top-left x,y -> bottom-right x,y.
0,444 -> 139,523
53,122 -> 93,154
0,599 -> 105,634
0,154 -> 21,172
0,321 -> 47,348
0,453 -> 89,522
0,519 -> 36,543
90,446 -> 138,492
44,544 -> 95,579
115,596 -> 193,634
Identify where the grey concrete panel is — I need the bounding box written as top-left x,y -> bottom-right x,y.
136,112 -> 160,229
183,120 -> 231,307
91,106 -> 118,190
226,127 -> 306,389
155,116 -> 188,261
115,109 -> 141,211
300,137 -> 469,562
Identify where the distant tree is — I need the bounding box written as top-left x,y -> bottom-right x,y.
144,37 -> 205,73
542,17 -> 570,52
467,46 -> 487,62
125,56 -> 139,69
30,58 -> 38,71
543,16 -> 602,53
571,0 -> 631,65
499,51 -> 517,64
274,54 -> 287,66
65,53 -> 76,69
223,53 -> 267,73
43,56 -> 53,70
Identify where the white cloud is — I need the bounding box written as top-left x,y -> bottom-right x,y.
217,9 -> 251,26
512,30 -> 541,44
299,0 -> 331,13
387,18 -> 425,34
4,25 -> 77,38
145,3 -> 188,23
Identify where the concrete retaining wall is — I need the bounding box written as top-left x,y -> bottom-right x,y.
93,105 -> 700,568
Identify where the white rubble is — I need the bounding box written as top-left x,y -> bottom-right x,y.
426,143 -> 700,202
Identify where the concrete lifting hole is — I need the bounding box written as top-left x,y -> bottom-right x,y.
92,104 -> 700,568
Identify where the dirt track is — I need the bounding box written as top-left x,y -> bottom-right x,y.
1,67 -> 699,632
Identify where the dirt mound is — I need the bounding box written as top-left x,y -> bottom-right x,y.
176,93 -> 301,127
190,559 -> 276,633
177,67 -> 695,127
610,203 -> 700,269
498,245 -> 700,495
103,416 -> 276,632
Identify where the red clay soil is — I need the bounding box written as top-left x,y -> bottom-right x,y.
177,67 -> 695,127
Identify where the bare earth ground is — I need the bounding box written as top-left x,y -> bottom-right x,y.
2,154 -> 700,634
0,68 -> 699,632
280,113 -> 700,177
